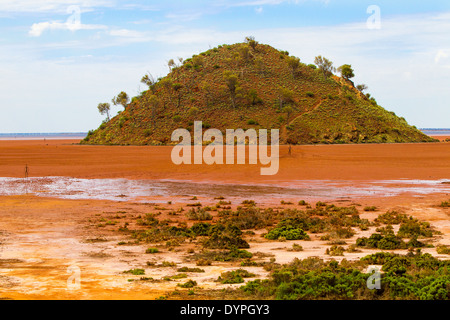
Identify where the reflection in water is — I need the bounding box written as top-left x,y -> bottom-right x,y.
0,177 -> 449,203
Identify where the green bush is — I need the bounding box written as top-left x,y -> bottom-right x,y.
439,200 -> 450,208
240,253 -> 450,300
190,222 -> 212,236
178,280 -> 197,288
436,245 -> 450,255
326,245 -> 345,256
222,206 -> 273,230
375,211 -> 408,224
241,200 -> 256,206
217,269 -> 256,284
177,267 -> 205,273
123,268 -> 145,275
397,218 -> 433,238
186,208 -> 213,221
265,225 -> 310,241
203,224 -> 250,249
356,233 -> 406,250
193,246 -> 252,263
145,248 -> 159,254
290,243 -> 303,252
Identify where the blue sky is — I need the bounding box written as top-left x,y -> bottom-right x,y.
0,0 -> 449,132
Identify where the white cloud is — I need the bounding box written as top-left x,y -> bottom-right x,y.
0,0 -> 113,13
130,19 -> 153,25
435,49 -> 449,64
255,7 -> 263,14
165,12 -> 204,22
216,0 -> 329,8
29,21 -> 106,37
108,28 -> 146,38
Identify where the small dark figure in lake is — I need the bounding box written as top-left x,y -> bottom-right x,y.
24,164 -> 29,194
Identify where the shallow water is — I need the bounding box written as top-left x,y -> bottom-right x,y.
1,176 -> 449,203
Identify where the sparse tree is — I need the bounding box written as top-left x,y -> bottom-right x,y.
172,82 -> 183,108
238,44 -> 252,63
141,73 -> 156,93
314,55 -> 335,78
147,94 -> 160,124
337,64 -> 355,80
112,91 -> 130,109
188,107 -> 199,120
245,36 -> 259,51
282,106 -> 294,124
356,84 -> 368,93
255,56 -> 266,76
200,81 -> 213,107
191,55 -> 204,69
168,59 -> 176,71
97,102 -> 111,121
287,56 -> 301,78
247,89 -> 262,105
278,87 -> 294,109
159,78 -> 174,104
223,71 -> 239,108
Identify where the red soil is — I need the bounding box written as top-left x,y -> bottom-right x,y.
0,139 -> 449,183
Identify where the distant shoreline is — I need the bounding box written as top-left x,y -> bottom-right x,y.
0,129 -> 447,140
0,133 -> 86,140
421,129 -> 450,136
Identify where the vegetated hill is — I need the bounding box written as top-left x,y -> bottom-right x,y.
82,41 -> 435,146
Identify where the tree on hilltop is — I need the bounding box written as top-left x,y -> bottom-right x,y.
97,102 -> 111,121
168,59 -> 176,71
247,89 -> 262,105
191,55 -> 205,69
172,82 -> 183,108
314,56 -> 335,78
357,84 -> 368,93
238,44 -> 252,63
287,56 -> 301,78
141,73 -> 157,93
223,71 -> 240,108
147,94 -> 160,124
337,64 -> 355,80
112,91 -> 130,109
278,87 -> 295,109
200,81 -> 213,107
282,106 -> 294,124
159,78 -> 174,104
245,36 -> 259,51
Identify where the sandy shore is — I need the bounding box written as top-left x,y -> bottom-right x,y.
0,139 -> 449,299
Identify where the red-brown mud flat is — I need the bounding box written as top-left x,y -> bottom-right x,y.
0,140 -> 449,299
0,139 -> 449,182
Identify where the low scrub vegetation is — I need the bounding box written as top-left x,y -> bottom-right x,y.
240,252 -> 450,300
217,269 -> 256,284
